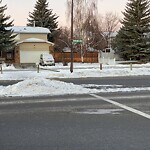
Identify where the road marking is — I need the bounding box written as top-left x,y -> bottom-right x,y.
109,95 -> 150,99
0,97 -> 97,106
0,94 -> 149,106
90,93 -> 150,120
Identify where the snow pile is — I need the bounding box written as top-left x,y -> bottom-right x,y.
0,77 -> 98,97
1,63 -> 16,70
0,63 -> 150,97
82,84 -> 150,93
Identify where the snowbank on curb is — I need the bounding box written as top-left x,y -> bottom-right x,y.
1,63 -> 16,70
0,77 -> 98,97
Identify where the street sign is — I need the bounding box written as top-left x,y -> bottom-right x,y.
72,39 -> 82,43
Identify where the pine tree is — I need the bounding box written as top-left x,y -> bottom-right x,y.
113,0 -> 150,61
0,0 -> 16,52
27,0 -> 59,42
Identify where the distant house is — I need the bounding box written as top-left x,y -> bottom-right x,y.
102,31 -> 118,48
1,26 -> 54,64
99,32 -> 118,64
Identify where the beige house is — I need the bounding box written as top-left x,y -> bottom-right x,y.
5,26 -> 54,64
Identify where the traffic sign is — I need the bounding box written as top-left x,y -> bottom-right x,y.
72,39 -> 82,43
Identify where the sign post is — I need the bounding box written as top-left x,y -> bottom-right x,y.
70,0 -> 74,73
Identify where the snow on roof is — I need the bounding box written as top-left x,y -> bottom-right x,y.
102,32 -> 118,37
8,26 -> 50,34
17,38 -> 54,45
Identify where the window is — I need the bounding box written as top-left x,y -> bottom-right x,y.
105,48 -> 110,53
102,48 -> 111,53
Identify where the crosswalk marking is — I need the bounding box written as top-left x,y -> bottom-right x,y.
90,93 -> 150,120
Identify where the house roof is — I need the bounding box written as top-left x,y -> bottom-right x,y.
16,38 -> 54,45
102,32 -> 118,38
8,26 -> 50,34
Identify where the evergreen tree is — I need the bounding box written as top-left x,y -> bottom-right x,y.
113,0 -> 150,61
0,0 -> 16,52
27,0 -> 59,42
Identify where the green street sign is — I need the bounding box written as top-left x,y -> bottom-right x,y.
72,39 -> 82,43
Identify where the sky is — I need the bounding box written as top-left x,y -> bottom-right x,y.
2,0 -> 128,27
0,62 -> 150,97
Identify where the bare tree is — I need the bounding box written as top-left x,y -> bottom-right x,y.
54,27 -> 70,51
82,12 -> 106,50
102,12 -> 120,48
66,0 -> 100,62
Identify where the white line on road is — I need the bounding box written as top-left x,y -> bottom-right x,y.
90,93 -> 150,120
0,97 -> 96,105
109,95 -> 150,100
0,94 -> 150,106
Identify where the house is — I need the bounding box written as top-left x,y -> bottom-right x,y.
99,32 -> 118,64
1,26 -> 54,64
99,47 -> 116,64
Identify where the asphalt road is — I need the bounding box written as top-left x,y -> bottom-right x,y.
1,75 -> 150,87
0,76 -> 150,150
59,75 -> 150,88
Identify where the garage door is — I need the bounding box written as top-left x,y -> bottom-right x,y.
20,50 -> 49,63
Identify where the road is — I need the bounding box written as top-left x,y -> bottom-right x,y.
0,76 -> 150,150
59,75 -> 150,88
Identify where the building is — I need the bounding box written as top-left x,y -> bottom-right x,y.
99,32 -> 118,64
0,26 -> 54,64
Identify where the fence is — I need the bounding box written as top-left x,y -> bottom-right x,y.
53,52 -> 98,63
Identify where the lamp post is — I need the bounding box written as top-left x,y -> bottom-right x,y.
70,0 -> 74,73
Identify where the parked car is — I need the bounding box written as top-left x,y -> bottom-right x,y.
39,53 -> 55,66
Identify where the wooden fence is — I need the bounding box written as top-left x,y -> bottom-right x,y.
53,52 -> 98,63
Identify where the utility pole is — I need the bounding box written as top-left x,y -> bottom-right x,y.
70,0 -> 74,73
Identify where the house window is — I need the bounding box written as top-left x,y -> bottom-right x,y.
102,48 -> 110,53
105,48 -> 110,53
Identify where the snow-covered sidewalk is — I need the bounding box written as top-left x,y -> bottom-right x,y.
1,62 -> 150,80
0,63 -> 149,97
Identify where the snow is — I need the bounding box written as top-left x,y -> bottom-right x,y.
0,62 -> 150,97
17,38 -> 54,45
76,109 -> 124,115
0,78 -> 98,97
7,26 -> 50,34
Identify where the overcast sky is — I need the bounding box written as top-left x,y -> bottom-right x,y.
2,0 -> 128,27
